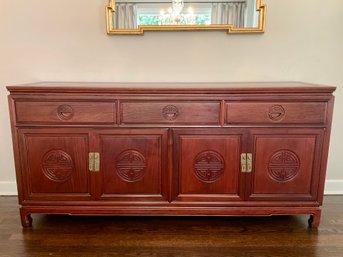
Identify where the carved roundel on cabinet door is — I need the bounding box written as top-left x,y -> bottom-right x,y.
194,151 -> 225,183
268,105 -> 285,122
42,150 -> 74,183
162,105 -> 179,121
116,150 -> 146,182
268,150 -> 300,182
57,105 -> 74,120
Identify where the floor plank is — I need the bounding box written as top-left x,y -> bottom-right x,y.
0,196 -> 342,257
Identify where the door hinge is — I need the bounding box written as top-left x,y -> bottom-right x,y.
241,153 -> 247,172
241,153 -> 253,173
247,153 -> 252,173
89,152 -> 100,172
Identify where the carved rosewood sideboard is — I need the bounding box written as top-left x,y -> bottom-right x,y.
7,82 -> 335,228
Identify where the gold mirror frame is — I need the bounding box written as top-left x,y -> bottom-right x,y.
106,0 -> 266,35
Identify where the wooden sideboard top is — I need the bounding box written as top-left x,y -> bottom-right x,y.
7,82 -> 336,94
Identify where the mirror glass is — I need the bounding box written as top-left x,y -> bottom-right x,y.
106,0 -> 265,34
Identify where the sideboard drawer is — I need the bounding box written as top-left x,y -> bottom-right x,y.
121,102 -> 220,124
226,102 -> 327,124
16,101 -> 116,124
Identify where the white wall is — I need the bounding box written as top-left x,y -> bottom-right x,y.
0,0 -> 342,194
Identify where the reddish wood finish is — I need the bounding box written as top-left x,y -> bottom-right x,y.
6,82 -> 335,228
18,129 -> 91,201
173,129 -> 246,202
247,129 -> 324,201
121,101 -> 220,125
226,102 -> 327,124
95,129 -> 168,202
16,101 -> 115,125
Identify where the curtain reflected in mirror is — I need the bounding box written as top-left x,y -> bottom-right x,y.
106,0 -> 265,34
113,3 -> 138,29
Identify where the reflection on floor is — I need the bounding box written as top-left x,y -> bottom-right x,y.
0,196 -> 343,257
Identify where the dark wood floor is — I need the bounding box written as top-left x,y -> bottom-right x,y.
1,196 -> 343,257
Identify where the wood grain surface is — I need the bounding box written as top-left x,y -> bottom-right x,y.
0,196 -> 342,257
7,83 -> 335,228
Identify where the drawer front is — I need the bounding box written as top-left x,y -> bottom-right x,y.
16,101 -> 115,124
121,102 -> 220,124
226,102 -> 327,124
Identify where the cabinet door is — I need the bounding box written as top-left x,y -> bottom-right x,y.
18,129 -> 92,201
173,129 -> 246,203
247,129 -> 324,201
95,129 -> 168,202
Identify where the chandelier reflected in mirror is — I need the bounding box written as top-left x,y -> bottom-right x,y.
106,0 -> 266,35
159,0 -> 195,25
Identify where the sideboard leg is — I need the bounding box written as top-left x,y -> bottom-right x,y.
308,210 -> 321,229
20,209 -> 32,228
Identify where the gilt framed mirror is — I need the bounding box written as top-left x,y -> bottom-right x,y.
106,0 -> 266,35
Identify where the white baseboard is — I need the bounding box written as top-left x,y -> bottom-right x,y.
324,180 -> 343,195
0,181 -> 17,195
0,180 -> 342,196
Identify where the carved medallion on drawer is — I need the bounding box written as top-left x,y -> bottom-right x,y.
15,101 -> 115,125
42,150 -> 74,183
194,151 -> 225,183
268,105 -> 286,122
226,102 -> 327,125
116,150 -> 146,182
268,150 -> 300,182
162,105 -> 179,121
121,102 -> 220,125
57,105 -> 74,121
